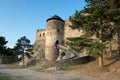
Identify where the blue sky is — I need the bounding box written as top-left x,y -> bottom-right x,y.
0,0 -> 86,48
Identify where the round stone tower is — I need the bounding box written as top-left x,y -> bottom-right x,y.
45,15 -> 65,61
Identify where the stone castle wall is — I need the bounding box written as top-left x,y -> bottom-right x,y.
35,29 -> 46,46
35,18 -> 118,53
64,20 -> 83,39
35,20 -> 82,45
25,15 -> 118,66
34,18 -> 118,58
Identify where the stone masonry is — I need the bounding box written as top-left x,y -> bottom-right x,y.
34,15 -> 83,61
24,15 -> 118,66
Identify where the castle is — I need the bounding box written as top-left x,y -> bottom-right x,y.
33,15 -> 83,61
35,15 -> 83,46
23,15 -> 84,66
24,15 -> 118,66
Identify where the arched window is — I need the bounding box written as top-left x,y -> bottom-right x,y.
55,40 -> 59,47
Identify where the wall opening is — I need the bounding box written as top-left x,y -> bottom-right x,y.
43,33 -> 45,36
60,52 -> 66,60
39,34 -> 41,37
55,40 -> 59,47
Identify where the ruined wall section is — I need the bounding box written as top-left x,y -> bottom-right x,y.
35,20 -> 84,46
32,29 -> 46,58
34,20 -> 84,48
64,20 -> 83,44
64,20 -> 83,39
35,29 -> 46,46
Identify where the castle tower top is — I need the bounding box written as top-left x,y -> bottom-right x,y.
46,15 -> 64,22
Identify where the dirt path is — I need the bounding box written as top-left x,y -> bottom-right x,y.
0,68 -> 99,80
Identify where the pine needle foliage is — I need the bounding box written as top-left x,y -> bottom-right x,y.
68,0 -> 120,68
67,37 -> 106,57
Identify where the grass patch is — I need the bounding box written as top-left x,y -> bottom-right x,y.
0,73 -> 12,80
0,73 -> 26,80
2,63 -> 23,69
37,68 -> 46,72
37,66 -> 68,72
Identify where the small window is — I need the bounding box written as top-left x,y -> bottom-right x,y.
39,34 -> 41,37
43,33 -> 45,36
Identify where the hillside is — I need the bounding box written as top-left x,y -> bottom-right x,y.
67,55 -> 120,80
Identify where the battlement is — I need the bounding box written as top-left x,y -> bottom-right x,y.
35,20 -> 83,46
36,29 -> 45,38
35,29 -> 46,45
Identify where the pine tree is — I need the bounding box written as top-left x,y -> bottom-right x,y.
69,0 -> 120,68
0,36 -> 8,63
0,36 -> 8,54
105,0 -> 120,55
14,36 -> 32,67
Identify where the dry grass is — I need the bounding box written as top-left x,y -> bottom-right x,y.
0,63 -> 23,69
67,55 -> 120,80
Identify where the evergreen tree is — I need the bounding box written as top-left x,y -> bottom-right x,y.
0,36 -> 8,62
14,36 -> 32,67
2,48 -> 20,64
0,35 -> 20,63
0,36 -> 8,54
105,0 -> 120,55
69,0 -> 120,68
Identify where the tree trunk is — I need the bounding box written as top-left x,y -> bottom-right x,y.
22,52 -> 25,67
98,17 -> 104,68
98,39 -> 104,68
99,35 -> 104,68
118,32 -> 120,56
98,53 -> 104,68
109,41 -> 112,58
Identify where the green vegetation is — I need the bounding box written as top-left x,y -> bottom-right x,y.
0,35 -> 20,64
37,68 -> 46,72
67,37 -> 106,57
14,36 -> 33,67
0,73 -> 25,80
0,35 -> 33,65
0,74 -> 12,80
37,66 -> 68,72
69,0 -> 120,68
0,36 -> 19,64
